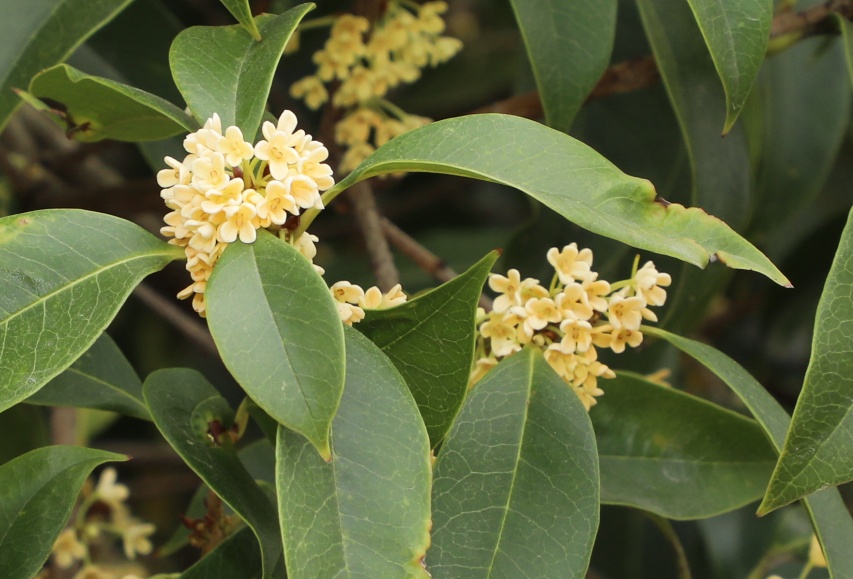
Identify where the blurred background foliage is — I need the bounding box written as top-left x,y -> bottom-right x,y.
0,0 -> 850,576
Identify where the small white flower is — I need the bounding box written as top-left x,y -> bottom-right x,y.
94,467 -> 129,511
217,126 -> 254,167
192,152 -> 230,191
255,110 -> 301,180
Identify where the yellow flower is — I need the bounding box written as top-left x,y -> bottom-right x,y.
607,291 -> 646,331
216,126 -> 254,167
254,110 -> 301,180
555,284 -> 594,321
558,318 -> 595,353
330,280 -> 365,304
52,528 -> 87,569
609,328 -> 643,354
191,152 -> 230,191
470,355 -> 498,386
418,1 -> 449,34
480,311 -> 523,357
121,521 -> 156,560
217,201 -> 260,244
156,156 -> 190,188
290,75 -> 328,110
635,260 -> 671,306
258,180 -> 298,226
489,269 -> 522,313
95,467 -> 129,511
523,297 -> 561,334
547,243 -> 593,284
201,177 -> 244,215
336,108 -> 382,146
72,566 -> 113,579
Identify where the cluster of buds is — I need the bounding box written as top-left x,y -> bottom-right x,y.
44,468 -> 155,579
290,2 -> 462,172
330,281 -> 408,325
158,111 -> 334,316
472,245 -> 671,410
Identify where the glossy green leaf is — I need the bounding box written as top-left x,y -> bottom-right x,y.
644,327 -> 853,578
747,37 -> 850,238
27,64 -> 197,142
27,333 -> 148,420
170,4 -> 313,136
331,114 -> 788,286
144,368 -> 282,579
593,372 -> 776,519
357,250 -> 498,445
428,349 -> 599,578
277,328 -> 431,579
509,0 -> 616,132
0,446 -> 125,578
684,0 -> 772,132
834,14 -> 853,87
761,206 -> 853,512
0,0 -> 132,131
637,0 -> 753,332
0,210 -> 182,413
220,0 -> 262,41
180,527 -> 263,579
206,230 -> 345,460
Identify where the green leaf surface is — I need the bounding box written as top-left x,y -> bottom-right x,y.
508,0 -> 616,132
834,14 -> 853,87
0,0 -> 132,131
644,327 -> 853,578
684,0 -> 772,132
0,446 -> 125,579
206,230 -> 345,459
428,348 -> 599,578
593,372 -> 776,519
170,4 -> 313,136
331,114 -> 788,286
220,0 -> 262,40
180,527 -> 263,579
357,250 -> 498,445
27,64 -> 197,142
143,368 -> 282,579
761,206 -> 853,512
747,37 -> 850,239
0,210 -> 181,413
27,333 -> 148,419
276,328 -> 431,579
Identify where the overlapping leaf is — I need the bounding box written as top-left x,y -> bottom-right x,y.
206,230 -> 345,459
170,4 -> 313,137
685,0 -> 772,132
357,250 -> 498,445
834,14 -> 853,87
509,0 -> 616,132
593,372 -> 776,519
144,368 -> 282,579
27,333 -> 148,419
645,327 -> 853,577
0,446 -> 125,578
26,64 -> 197,142
180,527 -> 263,579
219,0 -> 261,40
761,206 -> 853,512
330,114 -> 788,286
277,329 -> 431,579
0,210 -> 182,413
428,349 -> 598,578
0,0 -> 132,131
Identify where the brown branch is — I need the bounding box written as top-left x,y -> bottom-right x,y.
476,0 -> 853,120
132,283 -> 219,357
348,182 -> 399,291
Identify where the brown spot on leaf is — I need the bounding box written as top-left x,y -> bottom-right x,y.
654,197 -> 671,208
708,253 -> 718,263
17,218 -> 29,225
206,419 -> 227,445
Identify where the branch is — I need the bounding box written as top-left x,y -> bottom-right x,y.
348,182 -> 400,291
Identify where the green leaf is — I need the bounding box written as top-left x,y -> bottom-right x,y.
144,368 -> 282,579
684,0 -> 772,132
220,0 -> 262,41
330,114 -> 789,286
428,349 -> 599,578
747,37 -> 850,239
593,372 -> 776,519
0,446 -> 125,579
206,230 -> 345,460
170,4 -> 313,136
180,527 -> 263,579
0,0 -> 133,131
27,333 -> 148,420
276,328 -> 431,579
834,14 -> 853,87
644,326 -> 853,578
508,0 -> 616,132
0,210 -> 181,413
761,206 -> 853,512
26,64 -> 197,142
357,251 -> 498,445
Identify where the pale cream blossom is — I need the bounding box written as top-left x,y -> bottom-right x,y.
609,328 -> 643,354
120,520 -> 156,559
254,111 -> 301,180
547,243 -> 593,284
217,201 -> 260,244
52,528 -> 87,569
95,467 -> 129,511
217,126 -> 254,167
290,75 -> 328,110
635,260 -> 671,306
607,291 -> 646,331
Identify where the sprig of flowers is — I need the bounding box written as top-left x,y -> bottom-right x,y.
158,111 -> 334,316
290,1 -> 462,173
471,245 -> 672,410
45,468 -> 155,579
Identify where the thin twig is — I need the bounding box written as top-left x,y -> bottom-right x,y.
132,283 -> 219,357
348,182 -> 400,291
50,408 -> 77,446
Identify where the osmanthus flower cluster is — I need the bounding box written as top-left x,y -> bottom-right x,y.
42,468 -> 155,579
471,245 -> 672,410
290,1 -> 462,172
158,111 -> 334,316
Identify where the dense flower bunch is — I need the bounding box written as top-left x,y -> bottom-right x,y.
158,111 -> 334,316
290,1 -> 462,172
471,245 -> 672,410
43,468 -> 155,579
